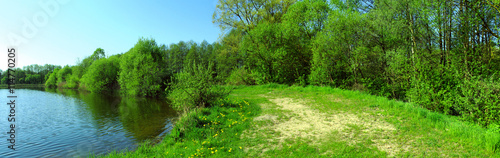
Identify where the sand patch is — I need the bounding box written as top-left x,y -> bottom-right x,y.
245,97 -> 407,156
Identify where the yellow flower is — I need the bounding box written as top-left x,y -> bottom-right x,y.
239,146 -> 242,149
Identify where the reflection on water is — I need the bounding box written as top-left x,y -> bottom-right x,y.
0,88 -> 177,158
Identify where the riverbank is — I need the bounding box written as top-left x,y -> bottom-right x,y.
98,84 -> 500,157
0,84 -> 45,89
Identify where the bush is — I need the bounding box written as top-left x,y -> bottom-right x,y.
81,56 -> 120,93
118,38 -> 169,97
225,66 -> 255,85
45,68 -> 59,88
168,61 -> 230,113
64,74 -> 80,89
407,65 -> 459,115
456,76 -> 500,126
56,66 -> 72,84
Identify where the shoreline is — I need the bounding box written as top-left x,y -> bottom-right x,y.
0,84 -> 45,89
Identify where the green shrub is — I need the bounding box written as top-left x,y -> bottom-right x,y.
81,56 -> 120,93
64,73 -> 80,89
56,66 -> 72,84
407,65 -> 460,115
168,61 -> 230,113
457,76 -> 500,126
225,66 -> 255,85
45,68 -> 59,88
118,38 -> 169,97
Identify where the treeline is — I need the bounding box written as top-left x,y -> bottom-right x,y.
210,0 -> 500,126
0,64 -> 61,84
43,40 -> 219,94
45,0 -> 500,126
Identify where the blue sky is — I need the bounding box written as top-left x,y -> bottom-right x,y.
0,0 -> 221,70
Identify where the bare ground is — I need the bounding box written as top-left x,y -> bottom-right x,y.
243,96 -> 411,157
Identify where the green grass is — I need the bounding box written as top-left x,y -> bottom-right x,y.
232,85 -> 500,157
96,84 -> 500,157
96,96 -> 261,158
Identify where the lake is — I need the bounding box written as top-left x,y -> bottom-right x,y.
0,88 -> 177,158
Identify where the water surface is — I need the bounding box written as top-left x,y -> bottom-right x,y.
0,88 -> 177,157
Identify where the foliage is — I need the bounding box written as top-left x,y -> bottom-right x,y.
225,66 -> 255,85
79,48 -> 106,75
213,0 -> 296,32
56,65 -> 72,85
456,76 -> 500,126
168,62 -> 230,113
45,68 -> 59,88
0,64 -> 60,85
234,0 -> 330,84
118,38 -> 169,97
215,29 -> 245,80
81,55 -> 120,93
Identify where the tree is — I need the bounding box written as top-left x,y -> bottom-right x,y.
118,38 -> 169,97
79,48 -> 106,76
240,0 -> 329,84
45,68 -> 59,88
81,55 -> 120,93
165,41 -> 188,74
168,61 -> 229,113
215,29 -> 246,80
213,0 -> 297,33
56,65 -> 72,85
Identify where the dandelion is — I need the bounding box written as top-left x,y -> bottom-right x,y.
239,146 -> 242,149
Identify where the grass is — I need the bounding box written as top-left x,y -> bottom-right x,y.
96,84 -> 500,157
96,96 -> 261,157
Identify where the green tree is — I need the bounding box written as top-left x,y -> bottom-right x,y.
168,61 -> 229,113
56,66 -> 72,85
118,38 -> 169,97
45,68 -> 60,88
213,0 -> 297,33
81,55 -> 120,93
215,29 -> 245,80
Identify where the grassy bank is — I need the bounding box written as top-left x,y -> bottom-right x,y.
97,96 -> 261,157
98,84 -> 500,157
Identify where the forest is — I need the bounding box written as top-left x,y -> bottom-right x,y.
21,0 -> 500,127
0,64 -> 60,85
